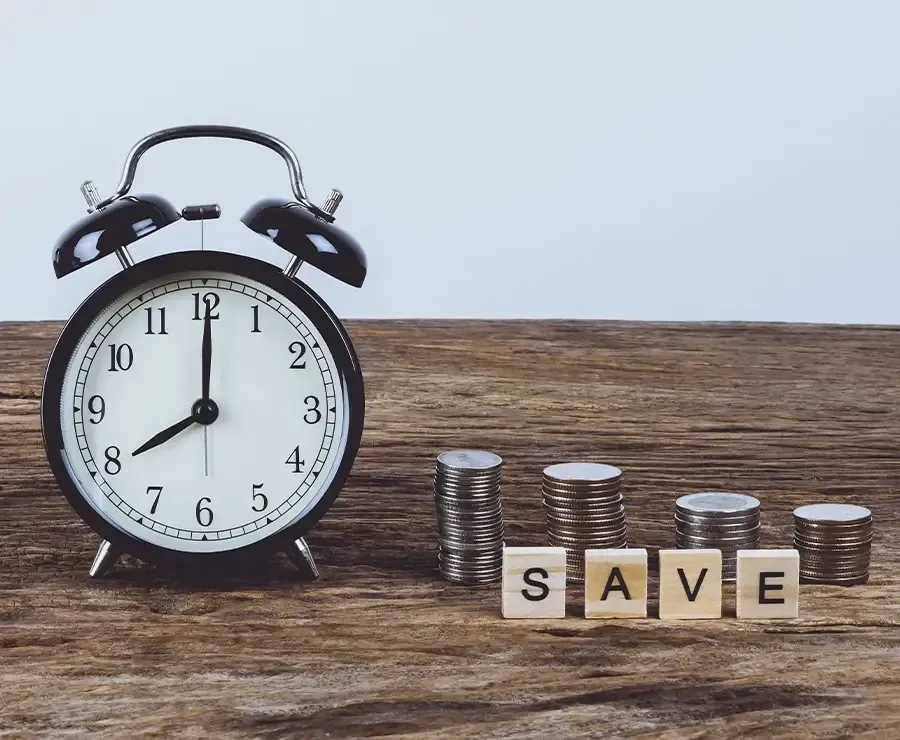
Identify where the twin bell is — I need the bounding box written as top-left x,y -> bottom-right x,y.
51,125 -> 366,288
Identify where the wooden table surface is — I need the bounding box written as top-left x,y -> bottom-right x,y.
2,320 -> 899,739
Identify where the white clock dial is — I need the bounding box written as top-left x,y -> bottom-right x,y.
57,269 -> 348,553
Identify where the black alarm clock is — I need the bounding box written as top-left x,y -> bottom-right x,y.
40,125 -> 366,579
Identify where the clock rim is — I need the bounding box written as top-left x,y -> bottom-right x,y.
40,249 -> 365,568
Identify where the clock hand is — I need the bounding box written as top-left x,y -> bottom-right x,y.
200,302 -> 212,476
131,414 -> 197,457
201,301 -> 212,401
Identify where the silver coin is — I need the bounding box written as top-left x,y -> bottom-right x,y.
438,532 -> 504,547
436,509 -> 504,522
438,537 -> 503,549
794,532 -> 872,543
440,572 -> 503,583
439,547 -> 502,559
547,515 -> 628,528
675,514 -> 760,530
675,530 -> 760,544
675,512 -> 759,527
542,489 -> 623,501
800,567 -> 869,577
800,560 -> 869,573
549,536 -> 628,548
434,483 -> 501,496
544,500 -> 623,511
793,538 -> 872,551
793,503 -> 871,524
436,511 -> 503,522
548,524 -> 628,537
436,468 -> 501,479
434,477 -> 501,488
676,492 -> 760,515
546,506 -> 625,518
800,552 -> 871,565
794,518 -> 872,530
675,519 -> 760,537
438,524 -> 504,536
436,449 -> 502,471
438,531 -> 504,545
546,511 -> 625,529
798,547 -> 871,558
800,573 -> 869,586
542,484 -> 622,497
543,462 -> 622,483
799,564 -> 871,575
439,555 -> 503,569
676,540 -> 757,552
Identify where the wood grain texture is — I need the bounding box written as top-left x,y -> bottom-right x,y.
1,319 -> 899,739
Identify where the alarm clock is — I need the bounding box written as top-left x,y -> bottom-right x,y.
40,125 -> 366,580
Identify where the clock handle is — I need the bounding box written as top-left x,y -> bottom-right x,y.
91,125 -> 321,214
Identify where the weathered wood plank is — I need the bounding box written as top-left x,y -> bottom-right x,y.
1,320 -> 899,739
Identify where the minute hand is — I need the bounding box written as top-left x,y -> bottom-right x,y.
132,415 -> 196,457
201,303 -> 211,400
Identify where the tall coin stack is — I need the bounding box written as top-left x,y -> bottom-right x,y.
542,463 -> 627,584
675,492 -> 760,581
793,503 -> 872,586
433,450 -> 504,585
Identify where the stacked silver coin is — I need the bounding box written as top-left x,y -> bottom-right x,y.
675,492 -> 761,581
793,503 -> 872,586
543,463 -> 627,584
433,450 -> 504,585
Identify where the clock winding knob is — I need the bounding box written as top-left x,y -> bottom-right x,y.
320,188 -> 343,216
80,180 -> 103,213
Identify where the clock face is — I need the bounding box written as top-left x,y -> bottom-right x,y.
44,252 -> 362,558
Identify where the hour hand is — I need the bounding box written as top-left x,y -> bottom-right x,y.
132,414 -> 196,457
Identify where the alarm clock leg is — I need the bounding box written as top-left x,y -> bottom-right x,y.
88,539 -> 121,578
285,538 -> 320,580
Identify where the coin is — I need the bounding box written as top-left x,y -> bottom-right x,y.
543,462 -> 627,584
792,502 -> 872,585
433,450 -> 505,585
673,492 -> 761,582
676,492 -> 760,515
794,503 -> 871,524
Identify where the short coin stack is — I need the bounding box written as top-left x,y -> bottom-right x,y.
793,503 -> 872,586
675,492 -> 760,581
542,463 -> 627,584
433,450 -> 504,585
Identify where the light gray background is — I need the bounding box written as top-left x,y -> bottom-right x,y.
1,1 -> 898,323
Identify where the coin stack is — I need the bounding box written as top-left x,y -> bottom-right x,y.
542,463 -> 627,584
793,503 -> 872,586
433,450 -> 504,585
675,492 -> 761,581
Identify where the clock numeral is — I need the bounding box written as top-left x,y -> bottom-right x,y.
285,446 -> 305,474
146,486 -> 163,515
304,395 -> 322,424
87,395 -> 106,424
192,292 -> 220,320
251,305 -> 261,333
251,483 -> 268,512
145,307 -> 168,335
107,343 -> 133,372
195,497 -> 214,527
104,446 -> 121,475
289,341 -> 307,369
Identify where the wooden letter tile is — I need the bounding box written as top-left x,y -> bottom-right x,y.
501,546 -> 566,619
584,548 -> 648,619
736,549 -> 800,619
658,549 -> 722,620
